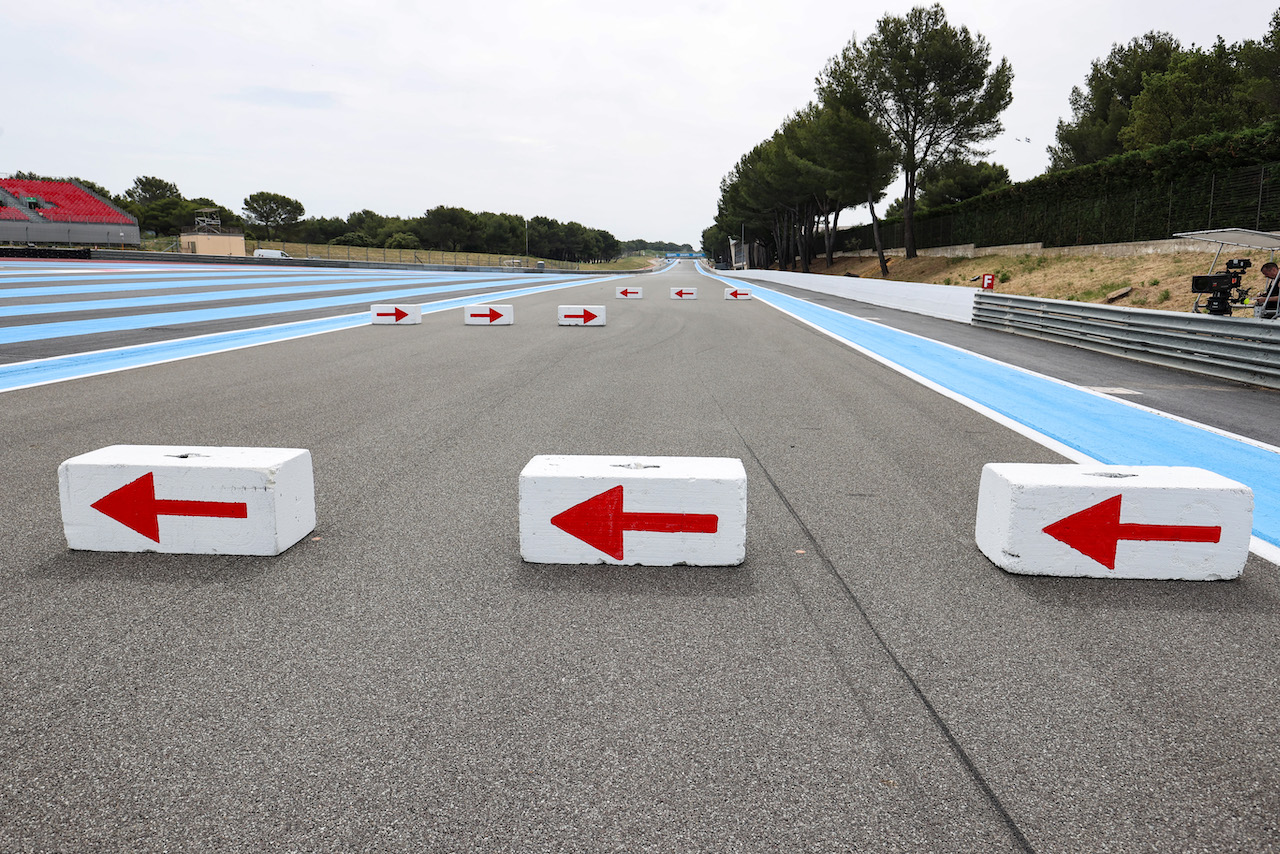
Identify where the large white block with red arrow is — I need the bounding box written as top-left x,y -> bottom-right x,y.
371,304 -> 422,324
670,287 -> 697,300
975,463 -> 1253,581
519,454 -> 746,566
557,305 -> 605,326
615,286 -> 643,299
724,287 -> 752,300
58,445 -> 316,556
464,304 -> 513,325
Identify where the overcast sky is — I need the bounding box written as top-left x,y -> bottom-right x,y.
4,1 -> 1276,246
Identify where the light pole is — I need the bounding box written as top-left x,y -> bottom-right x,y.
524,217 -> 529,259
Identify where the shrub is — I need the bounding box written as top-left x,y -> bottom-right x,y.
385,232 -> 421,250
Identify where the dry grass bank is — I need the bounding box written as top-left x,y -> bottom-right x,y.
800,249 -> 1279,314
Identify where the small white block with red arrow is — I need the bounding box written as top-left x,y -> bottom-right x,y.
519,454 -> 746,566
724,288 -> 752,300
371,304 -> 422,324
58,445 -> 316,556
557,305 -> 605,326
670,288 -> 697,300
464,304 -> 513,325
615,286 -> 643,299
975,463 -> 1252,580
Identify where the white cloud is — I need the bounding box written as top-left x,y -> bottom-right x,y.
4,0 -> 1276,245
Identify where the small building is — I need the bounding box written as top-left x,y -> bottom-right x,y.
181,208 -> 246,256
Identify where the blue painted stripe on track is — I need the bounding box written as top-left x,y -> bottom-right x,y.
697,267 -> 1280,554
0,266 -> 397,285
0,274 -> 599,344
0,269 -> 511,297
0,273 -> 540,316
0,277 -> 612,393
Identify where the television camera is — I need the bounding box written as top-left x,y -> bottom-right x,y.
1191,258 -> 1252,316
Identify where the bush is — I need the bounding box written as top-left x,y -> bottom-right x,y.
330,231 -> 373,247
385,232 -> 421,250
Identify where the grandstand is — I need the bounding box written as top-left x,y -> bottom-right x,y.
0,178 -> 140,245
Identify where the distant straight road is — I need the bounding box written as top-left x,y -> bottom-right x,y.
1,259 -> 1278,852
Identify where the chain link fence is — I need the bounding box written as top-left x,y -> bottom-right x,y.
241,241 -> 582,270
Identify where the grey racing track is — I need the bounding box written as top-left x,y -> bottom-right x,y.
2,260 -> 1277,852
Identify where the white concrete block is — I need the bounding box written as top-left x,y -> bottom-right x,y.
464,305 -> 514,325
371,304 -> 422,324
615,286 -> 643,299
59,445 -> 316,556
724,287 -> 752,300
670,287 -> 698,300
520,455 -> 746,566
557,305 -> 606,326
975,464 -> 1253,580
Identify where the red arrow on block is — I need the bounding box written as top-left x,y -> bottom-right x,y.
377,308 -> 408,322
1042,494 -> 1221,570
674,289 -> 693,298
564,309 -> 598,323
470,307 -> 504,323
551,485 -> 718,560
619,289 -> 639,297
90,472 -> 249,543
729,290 -> 749,299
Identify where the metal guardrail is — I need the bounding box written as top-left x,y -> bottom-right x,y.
972,292 -> 1280,390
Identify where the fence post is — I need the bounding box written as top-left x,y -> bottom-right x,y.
1258,166 -> 1266,231
1208,173 -> 1215,229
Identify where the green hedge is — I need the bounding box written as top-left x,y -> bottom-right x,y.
840,122 -> 1280,252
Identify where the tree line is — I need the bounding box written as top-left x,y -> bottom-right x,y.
1049,19 -> 1279,170
9,172 -> 692,263
704,6 -> 1280,268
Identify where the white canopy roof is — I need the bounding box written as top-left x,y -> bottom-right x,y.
1174,228 -> 1280,251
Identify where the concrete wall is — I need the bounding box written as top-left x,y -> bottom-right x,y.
0,220 -> 140,246
836,237 -> 1223,260
721,267 -> 979,324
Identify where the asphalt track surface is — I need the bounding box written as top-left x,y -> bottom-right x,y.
2,259 -> 1279,852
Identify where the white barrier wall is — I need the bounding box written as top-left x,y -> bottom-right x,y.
719,268 -> 979,324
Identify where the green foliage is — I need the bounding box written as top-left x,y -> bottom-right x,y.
918,160 -> 1011,212
836,121 -> 1280,252
384,231 -> 420,250
829,4 -> 1013,256
1120,38 -> 1268,150
1048,31 -> 1180,170
125,175 -> 182,207
243,191 -> 305,240
1051,14 -> 1280,168
1158,289 -> 1172,303
1239,10 -> 1280,113
622,239 -> 694,254
419,205 -> 479,252
293,216 -> 348,244
329,231 -> 373,246
700,224 -> 731,262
